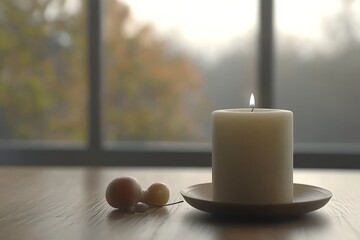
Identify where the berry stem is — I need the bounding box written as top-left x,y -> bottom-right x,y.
149,200 -> 184,208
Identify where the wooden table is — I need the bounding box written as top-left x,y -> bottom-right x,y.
0,166 -> 359,240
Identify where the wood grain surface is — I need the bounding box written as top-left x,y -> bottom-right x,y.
0,166 -> 359,240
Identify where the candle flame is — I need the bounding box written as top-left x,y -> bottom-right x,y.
249,93 -> 255,108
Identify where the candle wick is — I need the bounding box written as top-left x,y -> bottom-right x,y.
251,107 -> 254,112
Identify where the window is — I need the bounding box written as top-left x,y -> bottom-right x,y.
275,0 -> 360,153
102,0 -> 257,145
0,0 -> 358,167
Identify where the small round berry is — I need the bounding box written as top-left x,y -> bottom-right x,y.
145,182 -> 170,206
105,177 -> 142,209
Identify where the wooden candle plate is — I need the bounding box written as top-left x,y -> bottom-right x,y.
181,183 -> 332,217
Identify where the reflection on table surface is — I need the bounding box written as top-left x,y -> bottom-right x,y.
0,167 -> 359,240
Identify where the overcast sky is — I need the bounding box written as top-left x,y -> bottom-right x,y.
122,0 -> 360,56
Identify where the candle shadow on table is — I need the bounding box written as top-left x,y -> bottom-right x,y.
183,211 -> 329,240
183,210 -> 329,227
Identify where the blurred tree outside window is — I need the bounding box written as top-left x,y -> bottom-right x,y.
0,0 -> 257,145
0,0 -> 87,143
102,0 -> 257,143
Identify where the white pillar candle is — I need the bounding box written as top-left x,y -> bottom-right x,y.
212,104 -> 293,204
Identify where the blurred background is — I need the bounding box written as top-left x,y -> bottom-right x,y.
0,0 -> 359,153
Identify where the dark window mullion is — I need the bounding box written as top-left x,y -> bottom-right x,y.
258,0 -> 274,108
87,0 -> 102,151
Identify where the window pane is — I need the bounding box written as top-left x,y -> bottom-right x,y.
103,0 -> 258,143
275,0 -> 360,150
0,0 -> 87,144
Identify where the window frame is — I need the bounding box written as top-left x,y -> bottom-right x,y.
0,0 -> 359,168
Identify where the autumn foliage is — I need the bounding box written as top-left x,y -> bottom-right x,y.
0,0 -> 207,142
